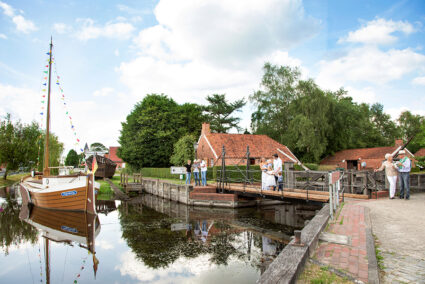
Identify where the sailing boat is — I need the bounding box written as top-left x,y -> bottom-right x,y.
19,204 -> 101,283
20,38 -> 97,213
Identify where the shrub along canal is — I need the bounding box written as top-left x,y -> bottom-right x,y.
0,185 -> 321,283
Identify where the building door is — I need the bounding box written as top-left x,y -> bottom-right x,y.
346,160 -> 358,170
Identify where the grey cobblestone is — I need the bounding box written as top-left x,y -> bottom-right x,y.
357,193 -> 425,284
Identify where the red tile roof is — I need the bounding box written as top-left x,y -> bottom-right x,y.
108,146 -> 123,163
320,146 -> 407,165
204,133 -> 299,162
416,148 -> 425,157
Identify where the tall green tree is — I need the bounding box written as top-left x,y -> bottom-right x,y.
398,111 -> 425,153
65,149 -> 79,167
250,63 -> 300,141
170,134 -> 196,166
0,115 -> 40,179
37,133 -> 64,175
204,94 -> 246,133
118,94 -> 180,169
90,142 -> 108,152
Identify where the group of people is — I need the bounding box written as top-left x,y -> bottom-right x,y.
260,154 -> 283,191
185,159 -> 207,186
374,150 -> 412,200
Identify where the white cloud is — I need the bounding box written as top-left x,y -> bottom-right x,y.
114,49 -> 120,56
345,86 -> 377,104
133,0 -> 319,67
93,87 -> 114,97
119,0 -> 315,111
0,1 -> 14,17
316,46 -> 425,89
0,33 -> 6,39
53,23 -> 71,34
339,18 -> 415,45
75,18 -> 135,41
412,76 -> 425,86
385,106 -> 425,121
0,1 -> 37,33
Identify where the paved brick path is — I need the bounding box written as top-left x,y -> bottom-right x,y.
314,203 -> 369,283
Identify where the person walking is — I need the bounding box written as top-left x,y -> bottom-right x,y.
396,150 -> 411,200
201,159 -> 207,186
193,159 -> 201,186
185,160 -> 192,185
273,154 -> 283,191
374,154 -> 398,199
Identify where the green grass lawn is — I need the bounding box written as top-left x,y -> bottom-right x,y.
0,173 -> 29,188
97,175 -> 124,195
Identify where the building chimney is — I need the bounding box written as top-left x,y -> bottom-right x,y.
201,123 -> 211,135
395,139 -> 404,147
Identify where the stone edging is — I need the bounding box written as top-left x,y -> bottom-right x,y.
257,204 -> 330,284
364,206 -> 380,284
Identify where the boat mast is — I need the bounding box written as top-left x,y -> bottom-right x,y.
44,238 -> 50,284
43,37 -> 53,176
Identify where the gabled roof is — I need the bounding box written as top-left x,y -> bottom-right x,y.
202,133 -> 300,163
321,145 -> 414,165
108,146 -> 123,163
415,148 -> 425,157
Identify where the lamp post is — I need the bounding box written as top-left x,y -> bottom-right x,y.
193,142 -> 198,160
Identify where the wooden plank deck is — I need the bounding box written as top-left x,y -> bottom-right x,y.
218,183 -> 367,202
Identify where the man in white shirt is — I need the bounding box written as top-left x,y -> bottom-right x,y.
273,154 -> 283,191
396,150 -> 411,200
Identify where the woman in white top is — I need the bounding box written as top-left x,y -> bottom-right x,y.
265,160 -> 276,190
200,159 -> 207,186
374,153 -> 398,199
260,157 -> 268,190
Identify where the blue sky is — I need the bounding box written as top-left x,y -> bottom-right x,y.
1,0 -> 424,155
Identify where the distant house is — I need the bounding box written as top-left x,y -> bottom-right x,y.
320,139 -> 415,170
196,123 -> 301,167
415,148 -> 425,157
105,146 -> 125,169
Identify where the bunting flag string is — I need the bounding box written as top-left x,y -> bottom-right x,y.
38,46 -> 85,154
51,51 -> 85,154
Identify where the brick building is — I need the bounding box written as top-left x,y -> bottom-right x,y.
320,139 -> 415,170
105,146 -> 125,169
195,123 -> 301,166
415,148 -> 425,157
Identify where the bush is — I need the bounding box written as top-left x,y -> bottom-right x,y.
304,163 -> 319,171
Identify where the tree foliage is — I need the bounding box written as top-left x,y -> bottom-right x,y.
204,94 -> 246,133
65,149 -> 79,167
90,142 -> 108,152
170,134 -> 196,166
36,132 -> 64,175
118,94 -> 205,169
0,114 -> 40,179
250,63 -> 423,163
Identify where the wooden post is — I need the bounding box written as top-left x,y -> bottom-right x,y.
284,162 -> 295,190
246,146 -> 250,186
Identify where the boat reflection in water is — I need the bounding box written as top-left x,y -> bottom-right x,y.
19,205 -> 101,284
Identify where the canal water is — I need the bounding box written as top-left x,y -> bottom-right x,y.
0,185 -> 321,283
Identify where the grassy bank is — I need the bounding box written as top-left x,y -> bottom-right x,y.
97,175 -> 123,195
0,173 -> 29,188
298,263 -> 352,284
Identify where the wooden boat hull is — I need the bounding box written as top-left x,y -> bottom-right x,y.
20,174 -> 96,214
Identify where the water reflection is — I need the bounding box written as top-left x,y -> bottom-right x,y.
119,194 -> 321,274
18,204 -> 101,283
0,195 -> 38,255
0,186 -> 320,283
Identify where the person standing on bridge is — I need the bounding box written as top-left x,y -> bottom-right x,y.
374,154 -> 398,199
260,157 -> 268,190
193,159 -> 201,186
273,154 -> 283,191
396,150 -> 411,200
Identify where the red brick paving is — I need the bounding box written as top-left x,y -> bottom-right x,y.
314,203 -> 369,283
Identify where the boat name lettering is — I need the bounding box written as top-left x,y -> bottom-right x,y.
61,190 -> 77,197
61,226 -> 78,233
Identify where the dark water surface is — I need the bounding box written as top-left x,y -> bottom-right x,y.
0,186 -> 320,283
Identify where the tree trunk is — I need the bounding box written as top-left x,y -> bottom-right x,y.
3,169 -> 7,180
